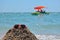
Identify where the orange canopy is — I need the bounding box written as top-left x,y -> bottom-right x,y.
34,6 -> 45,9
34,6 -> 45,11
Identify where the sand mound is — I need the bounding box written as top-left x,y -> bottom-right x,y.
2,24 -> 38,40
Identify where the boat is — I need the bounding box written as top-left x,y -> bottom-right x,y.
32,12 -> 40,15
32,12 -> 49,15
32,6 -> 49,15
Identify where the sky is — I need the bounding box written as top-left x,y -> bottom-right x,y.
0,0 -> 60,12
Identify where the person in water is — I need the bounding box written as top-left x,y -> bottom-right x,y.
40,10 -> 45,13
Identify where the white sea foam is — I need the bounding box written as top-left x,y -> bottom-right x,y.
36,35 -> 60,40
0,33 -> 5,40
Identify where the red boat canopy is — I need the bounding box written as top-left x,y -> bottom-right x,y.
34,6 -> 45,11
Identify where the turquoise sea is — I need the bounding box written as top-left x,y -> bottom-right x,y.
0,12 -> 60,36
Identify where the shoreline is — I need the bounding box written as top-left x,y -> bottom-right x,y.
0,34 -> 60,40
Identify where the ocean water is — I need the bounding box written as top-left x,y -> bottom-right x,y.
0,12 -> 60,36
